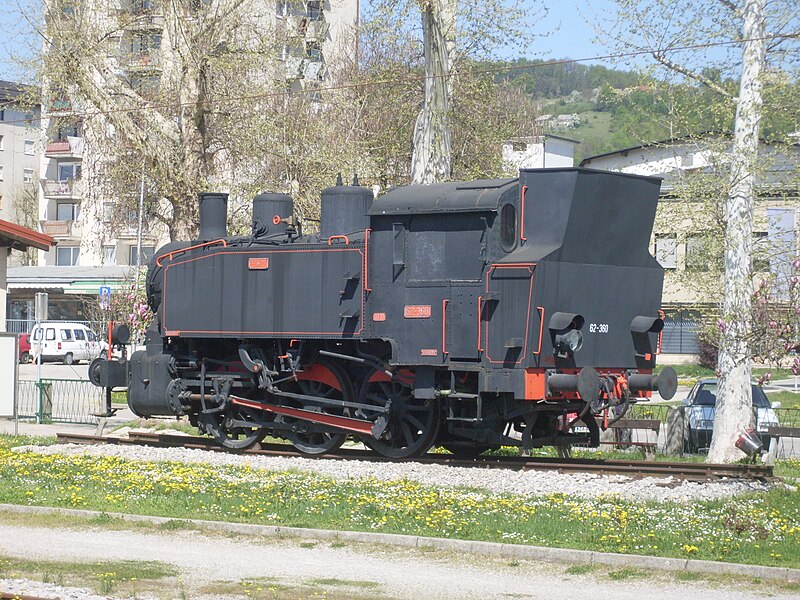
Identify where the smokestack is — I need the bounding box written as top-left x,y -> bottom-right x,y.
198,192 -> 228,241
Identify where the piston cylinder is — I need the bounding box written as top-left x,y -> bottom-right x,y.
628,367 -> 678,400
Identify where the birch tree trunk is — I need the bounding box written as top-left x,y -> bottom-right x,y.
78,114 -> 111,266
410,0 -> 456,184
707,0 -> 766,463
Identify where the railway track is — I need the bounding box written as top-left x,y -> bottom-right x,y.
53,431 -> 775,482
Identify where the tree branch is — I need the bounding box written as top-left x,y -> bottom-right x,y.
717,0 -> 742,16
650,50 -> 737,100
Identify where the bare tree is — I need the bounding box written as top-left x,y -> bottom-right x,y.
37,0 -> 287,248
605,0 -> 798,461
711,0 -> 767,463
368,0 -> 545,184
410,0 -> 455,184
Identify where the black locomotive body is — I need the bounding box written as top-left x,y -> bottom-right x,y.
93,168 -> 677,457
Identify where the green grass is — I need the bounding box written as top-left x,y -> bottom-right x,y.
0,436 -> 799,570
110,418 -> 201,436
607,568 -> 646,580
765,390 -> 800,410
0,555 -> 177,596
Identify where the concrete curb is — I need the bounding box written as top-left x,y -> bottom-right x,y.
1,503 -> 797,583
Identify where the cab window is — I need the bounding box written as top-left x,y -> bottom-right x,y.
87,330 -> 97,342
74,329 -> 86,341
500,203 -> 517,251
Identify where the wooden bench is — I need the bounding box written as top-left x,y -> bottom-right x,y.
764,425 -> 800,464
597,418 -> 661,458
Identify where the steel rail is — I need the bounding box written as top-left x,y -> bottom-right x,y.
54,431 -> 774,482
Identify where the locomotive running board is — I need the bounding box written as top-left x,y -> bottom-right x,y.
230,395 -> 387,439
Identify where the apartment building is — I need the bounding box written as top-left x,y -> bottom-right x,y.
4,1 -> 358,330
37,0 -> 359,268
0,81 -> 41,266
581,136 -> 800,356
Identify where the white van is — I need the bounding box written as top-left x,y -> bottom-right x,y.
31,322 -> 104,365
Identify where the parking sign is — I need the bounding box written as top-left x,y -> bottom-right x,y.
99,285 -> 112,309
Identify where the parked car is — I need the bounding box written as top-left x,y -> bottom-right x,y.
30,322 -> 104,365
682,379 -> 780,453
18,333 -> 31,364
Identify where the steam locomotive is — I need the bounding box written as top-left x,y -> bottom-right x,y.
90,168 -> 677,458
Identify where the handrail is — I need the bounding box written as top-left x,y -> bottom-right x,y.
520,185 -> 528,243
364,228 -> 372,292
477,296 -> 483,353
156,239 -> 228,267
532,306 -> 545,355
442,299 -> 449,355
328,235 -> 350,246
656,309 -> 665,355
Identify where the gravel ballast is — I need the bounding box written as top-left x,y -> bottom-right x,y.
18,442 -> 771,502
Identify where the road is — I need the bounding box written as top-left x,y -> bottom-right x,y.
0,517 -> 796,600
18,361 -> 89,380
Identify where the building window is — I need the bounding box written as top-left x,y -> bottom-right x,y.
56,246 -> 80,266
276,0 -> 301,17
103,245 -> 117,265
0,165 -> 3,181
103,202 -> 114,223
129,245 -> 155,266
753,232 -> 770,271
654,236 -> 678,269
23,168 -> 34,183
24,140 -> 34,155
0,134 -> 4,150
305,41 -> 322,61
306,0 -> 321,19
58,163 -> 81,181
130,32 -> 161,55
685,236 -> 710,271
56,202 -> 80,221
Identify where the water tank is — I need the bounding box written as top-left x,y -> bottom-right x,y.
320,177 -> 373,238
198,192 -> 228,241
252,193 -> 294,237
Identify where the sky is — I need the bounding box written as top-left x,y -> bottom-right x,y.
0,0 -> 622,83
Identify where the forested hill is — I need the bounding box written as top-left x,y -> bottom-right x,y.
484,58 -> 641,99
483,58 -> 800,163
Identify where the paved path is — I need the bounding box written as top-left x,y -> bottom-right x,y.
0,521 -> 797,600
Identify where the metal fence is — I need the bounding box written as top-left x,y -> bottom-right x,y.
16,379 -> 104,425
661,311 -> 700,354
5,319 -> 105,334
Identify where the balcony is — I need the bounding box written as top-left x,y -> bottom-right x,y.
124,13 -> 164,30
44,137 -> 83,159
41,179 -> 83,199
125,51 -> 162,70
48,98 -> 74,114
306,19 -> 328,41
42,219 -> 82,239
